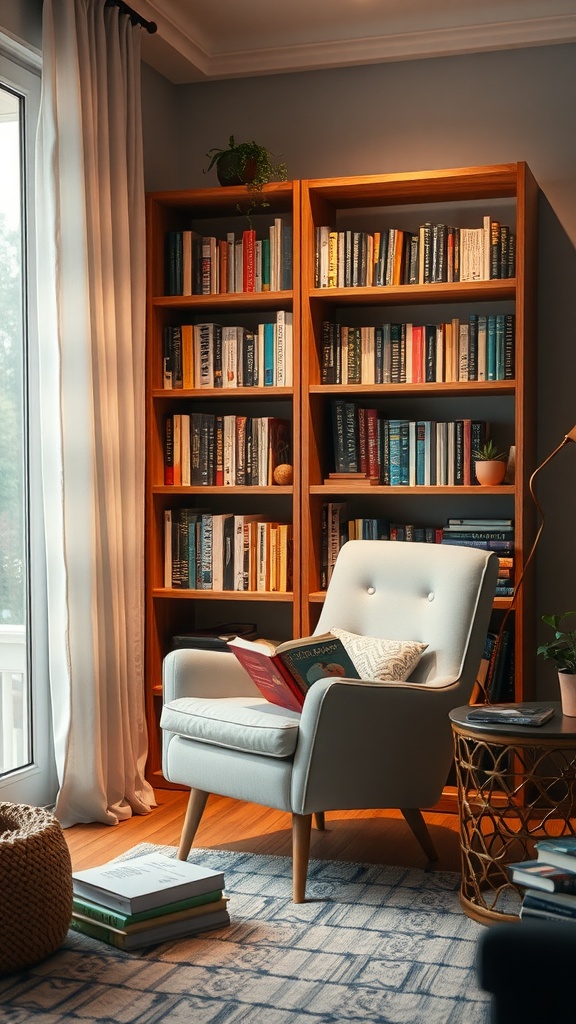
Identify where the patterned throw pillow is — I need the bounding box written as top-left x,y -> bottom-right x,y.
330,627 -> 428,682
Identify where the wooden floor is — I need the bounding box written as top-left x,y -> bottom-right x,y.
63,789 -> 463,874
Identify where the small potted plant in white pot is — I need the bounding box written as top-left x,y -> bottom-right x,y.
473,439 -> 508,486
537,611 -> 576,716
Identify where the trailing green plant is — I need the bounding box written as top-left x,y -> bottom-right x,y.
204,136 -> 288,192
537,611 -> 576,673
472,439 -> 507,461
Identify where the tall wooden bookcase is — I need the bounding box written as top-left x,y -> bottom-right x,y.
145,182 -> 301,785
145,164 -> 538,795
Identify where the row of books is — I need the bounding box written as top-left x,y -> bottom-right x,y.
331,402 -> 491,486
314,218 -> 516,288
166,221 -> 292,296
472,627 -> 515,703
320,314 -> 515,385
164,508 -> 293,592
163,313 -> 293,390
164,414 -> 291,487
320,504 -> 440,588
320,509 -> 514,590
71,849 -> 228,951
508,837 -> 576,924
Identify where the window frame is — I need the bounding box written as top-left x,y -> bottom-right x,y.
0,31 -> 57,806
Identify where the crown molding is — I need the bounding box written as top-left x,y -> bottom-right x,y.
141,11 -> 576,84
0,29 -> 42,73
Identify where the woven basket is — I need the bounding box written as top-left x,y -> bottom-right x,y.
0,802 -> 73,974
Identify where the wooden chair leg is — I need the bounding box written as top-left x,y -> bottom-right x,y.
178,788 -> 209,861
292,813 -> 312,903
313,812 -> 325,831
401,807 -> 438,862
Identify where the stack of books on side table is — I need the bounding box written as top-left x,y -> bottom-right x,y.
70,849 -> 228,950
507,837 -> 576,923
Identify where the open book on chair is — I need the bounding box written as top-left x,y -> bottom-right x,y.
227,633 -> 360,712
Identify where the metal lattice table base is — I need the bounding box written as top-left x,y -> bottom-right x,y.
452,724 -> 576,924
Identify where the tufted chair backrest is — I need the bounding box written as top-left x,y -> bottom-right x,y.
315,540 -> 498,686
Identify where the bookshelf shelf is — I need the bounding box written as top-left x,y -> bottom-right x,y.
152,291 -> 293,311
152,387 -> 294,399
309,382 -> 515,397
310,484 -> 514,496
152,485 -> 293,496
308,279 -> 515,306
152,589 -> 293,602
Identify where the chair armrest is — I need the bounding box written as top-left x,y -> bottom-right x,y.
292,676 -> 465,812
162,647 -> 261,703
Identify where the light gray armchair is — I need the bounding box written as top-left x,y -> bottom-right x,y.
161,540 -> 499,901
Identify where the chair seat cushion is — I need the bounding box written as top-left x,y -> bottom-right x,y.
160,696 -> 300,758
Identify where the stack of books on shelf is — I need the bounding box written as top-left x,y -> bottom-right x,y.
314,217 -> 515,289
166,220 -> 292,296
163,312 -> 293,390
319,512 -> 514,600
165,509 -> 293,592
70,850 -> 228,951
164,414 -> 291,488
320,314 -> 514,385
507,838 -> 576,924
330,401 -> 490,486
441,519 -> 514,596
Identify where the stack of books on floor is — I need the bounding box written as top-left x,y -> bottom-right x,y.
70,849 -> 228,950
507,837 -> 576,923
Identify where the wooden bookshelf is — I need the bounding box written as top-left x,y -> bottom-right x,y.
299,163 -> 538,711
145,181 -> 301,785
145,165 -> 538,796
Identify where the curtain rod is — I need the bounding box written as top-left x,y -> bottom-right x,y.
105,0 -> 157,33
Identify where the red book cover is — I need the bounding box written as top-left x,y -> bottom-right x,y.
411,325 -> 424,384
214,415 -> 224,486
164,414 -> 174,486
227,639 -> 304,712
366,408 -> 379,480
357,407 -> 368,475
242,229 -> 256,293
228,633 -> 360,712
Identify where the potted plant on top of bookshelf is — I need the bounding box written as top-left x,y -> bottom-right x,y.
473,439 -> 508,486
537,611 -> 576,716
205,136 -> 288,191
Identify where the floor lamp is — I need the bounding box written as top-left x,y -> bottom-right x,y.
481,424 -> 576,704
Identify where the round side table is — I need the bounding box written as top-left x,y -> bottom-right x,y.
449,702 -> 576,925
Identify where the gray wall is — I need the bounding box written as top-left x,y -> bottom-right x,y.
143,43 -> 576,699
0,0 -> 42,49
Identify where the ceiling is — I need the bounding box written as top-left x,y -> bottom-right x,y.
137,0 -> 576,85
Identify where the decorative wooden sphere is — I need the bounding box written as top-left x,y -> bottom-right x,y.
273,463 -> 293,485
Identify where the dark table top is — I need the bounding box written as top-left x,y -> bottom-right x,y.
450,701 -> 576,740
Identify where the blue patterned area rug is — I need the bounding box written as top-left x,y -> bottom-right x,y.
0,844 -> 491,1023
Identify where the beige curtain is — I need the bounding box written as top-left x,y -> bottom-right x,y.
36,0 -> 155,826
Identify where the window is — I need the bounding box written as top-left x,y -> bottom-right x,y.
0,36 -> 56,804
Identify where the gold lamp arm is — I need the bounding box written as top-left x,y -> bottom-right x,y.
480,426 -> 576,704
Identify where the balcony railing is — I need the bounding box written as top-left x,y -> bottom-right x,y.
0,625 -> 28,774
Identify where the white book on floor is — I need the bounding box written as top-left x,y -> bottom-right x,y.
72,851 -> 225,914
